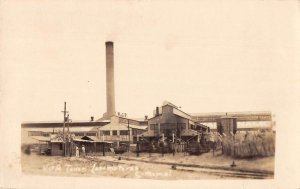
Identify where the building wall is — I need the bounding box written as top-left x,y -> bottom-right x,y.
201,120 -> 273,131
21,128 -> 43,144
147,113 -> 189,138
51,143 -> 64,156
192,112 -> 272,122
216,118 -> 237,135
21,121 -> 109,144
99,128 -> 145,143
21,127 -> 98,144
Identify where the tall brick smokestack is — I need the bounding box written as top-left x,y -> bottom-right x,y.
105,41 -> 116,118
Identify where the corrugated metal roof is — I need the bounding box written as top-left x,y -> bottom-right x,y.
99,123 -> 147,131
181,129 -> 199,136
73,136 -> 113,143
190,111 -> 272,117
24,126 -> 96,132
237,121 -> 271,128
123,124 -> 147,130
99,123 -> 127,131
31,136 -> 50,142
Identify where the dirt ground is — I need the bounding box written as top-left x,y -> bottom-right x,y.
21,151 -> 274,180
120,151 -> 275,172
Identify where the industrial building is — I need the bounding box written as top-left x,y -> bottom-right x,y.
191,111 -> 274,132
142,101 -> 209,142
21,41 -> 274,156
21,120 -> 108,144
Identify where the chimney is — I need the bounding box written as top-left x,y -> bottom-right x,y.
105,41 -> 116,118
156,107 -> 159,116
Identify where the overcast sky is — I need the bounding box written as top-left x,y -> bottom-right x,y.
1,1 -> 300,122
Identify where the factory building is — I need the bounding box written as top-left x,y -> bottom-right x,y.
142,101 -> 209,142
21,120 -> 109,144
21,41 -> 274,156
191,111 -> 274,132
21,41 -> 147,152
98,116 -> 147,144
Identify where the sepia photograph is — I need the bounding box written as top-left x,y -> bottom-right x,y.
20,41 -> 276,180
1,0 -> 300,189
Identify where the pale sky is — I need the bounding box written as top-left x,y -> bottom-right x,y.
1,1 -> 299,122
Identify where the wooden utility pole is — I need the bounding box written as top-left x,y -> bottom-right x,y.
127,119 -> 130,152
127,119 -> 130,144
67,114 -> 70,133
66,114 -> 71,157
62,102 -> 66,137
61,102 -> 69,156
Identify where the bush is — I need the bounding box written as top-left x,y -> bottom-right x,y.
222,130 -> 275,158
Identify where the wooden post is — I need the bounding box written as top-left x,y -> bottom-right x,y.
61,102 -> 69,157
128,119 -> 130,144
172,133 -> 174,143
63,102 -> 66,156
62,102 -> 66,139
136,141 -> 139,157
102,143 -> 105,156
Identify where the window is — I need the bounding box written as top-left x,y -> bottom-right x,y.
161,123 -> 176,130
103,131 -> 110,136
120,130 -> 128,135
75,132 -> 84,136
112,131 -> 118,136
59,143 -> 63,150
177,123 -> 186,130
42,133 -> 50,137
86,132 -> 96,136
150,124 -> 157,130
132,129 -> 137,135
28,131 -> 42,136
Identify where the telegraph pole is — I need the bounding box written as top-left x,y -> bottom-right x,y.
67,114 -> 70,133
66,114 -> 71,157
61,102 -> 69,156
62,102 -> 66,137
127,119 -> 130,152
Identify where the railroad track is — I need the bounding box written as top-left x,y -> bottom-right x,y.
121,157 -> 274,179
174,166 -> 272,179
86,156 -> 273,179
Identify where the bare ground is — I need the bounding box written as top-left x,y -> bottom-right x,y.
21,151 -> 274,180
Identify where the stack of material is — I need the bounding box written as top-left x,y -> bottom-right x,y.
222,130 -> 275,158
